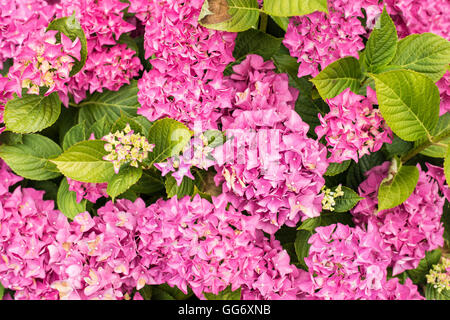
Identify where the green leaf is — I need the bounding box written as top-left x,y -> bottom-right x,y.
0,134 -> 62,180
294,230 -> 314,270
270,15 -> 289,31
390,33 -> 450,82
0,58 -> 12,76
88,116 -> 114,140
377,161 -> 419,211
77,80 -> 139,127
51,140 -> 115,183
311,56 -> 363,100
364,7 -> 398,72
0,282 -> 4,299
297,211 -> 354,232
147,118 -> 192,165
106,166 -> 143,200
47,13 -> 88,76
204,285 -> 241,300
111,114 -> 145,136
151,284 -> 193,300
57,177 -> 87,220
371,70 -> 440,141
198,0 -> 260,32
233,28 -> 282,61
384,135 -> 413,158
130,171 -> 165,194
346,151 -> 386,190
4,92 -> 61,134
165,175 -> 195,199
406,249 -> 442,284
62,122 -> 87,150
425,284 -> 450,300
263,0 -> 328,17
333,186 -> 364,213
325,160 -> 351,176
416,113 -> 450,158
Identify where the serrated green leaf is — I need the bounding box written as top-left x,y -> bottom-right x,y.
270,15 -> 289,31
204,285 -> 241,300
364,7 -> 398,72
390,33 -> 450,82
88,116 -> 114,140
294,230 -> 312,270
233,29 -> 283,61
371,70 -> 440,142
416,113 -> 450,158
377,164 -> 419,211
111,114 -> 145,136
106,166 -> 143,200
311,56 -> 362,100
346,151 -> 386,190
130,171 -> 165,194
325,161 -> 351,176
333,186 -> 363,213
47,13 -> 88,76
0,282 -> 4,299
147,118 -> 192,165
406,249 -> 442,285
165,175 -> 195,198
297,211 -> 354,232
263,0 -> 328,17
62,122 -> 87,150
0,134 -> 62,180
4,92 -> 61,134
51,140 -> 115,183
77,80 -> 139,127
57,177 -> 87,220
151,284 -> 193,300
199,0 -> 260,32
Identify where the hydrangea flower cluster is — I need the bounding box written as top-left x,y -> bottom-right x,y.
137,0 -> 236,130
385,0 -> 450,39
53,0 -> 142,103
102,124 -> 155,174
213,54 -> 328,234
426,256 -> 450,294
0,0 -> 56,69
351,162 -> 445,275
298,223 -> 423,300
7,30 -> 81,101
283,0 -> 381,78
0,77 -> 14,133
315,88 -> 393,163
66,178 -> 108,204
137,194 -> 304,300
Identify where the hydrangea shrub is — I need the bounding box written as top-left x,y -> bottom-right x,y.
0,0 -> 449,301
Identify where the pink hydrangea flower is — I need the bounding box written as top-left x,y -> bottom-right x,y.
66,178 -> 108,204
0,0 -> 56,69
283,0 -> 380,78
7,30 -> 81,104
298,223 -> 423,300
351,161 -> 445,275
385,0 -> 450,39
315,88 -> 393,163
137,0 -> 236,130
213,55 -> 328,234
437,72 -> 450,116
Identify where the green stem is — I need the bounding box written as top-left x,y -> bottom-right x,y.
259,12 -> 268,32
401,128 -> 450,163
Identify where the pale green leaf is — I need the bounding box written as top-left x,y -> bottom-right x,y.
263,0 -> 328,17
57,177 -> 87,220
